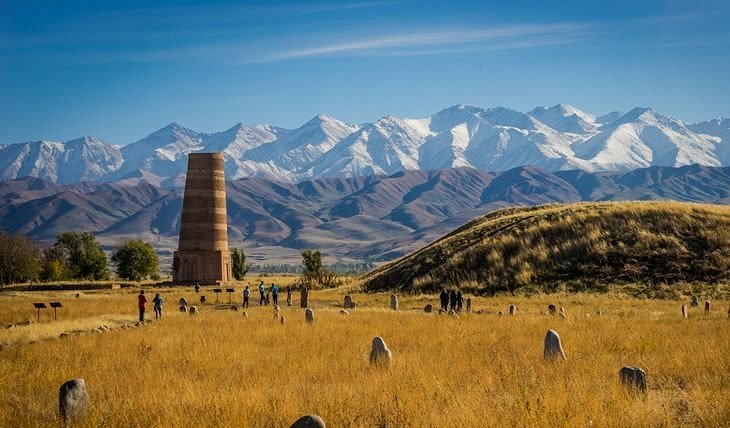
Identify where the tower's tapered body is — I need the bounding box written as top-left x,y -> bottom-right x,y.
173,153 -> 231,283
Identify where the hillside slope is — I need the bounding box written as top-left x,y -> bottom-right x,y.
361,202 -> 730,292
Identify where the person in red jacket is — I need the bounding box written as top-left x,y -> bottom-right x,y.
138,290 -> 147,322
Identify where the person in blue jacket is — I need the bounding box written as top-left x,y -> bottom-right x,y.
152,292 -> 163,320
258,281 -> 265,306
271,283 -> 279,306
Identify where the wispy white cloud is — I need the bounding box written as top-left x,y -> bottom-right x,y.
1,21 -> 593,66
255,23 -> 592,63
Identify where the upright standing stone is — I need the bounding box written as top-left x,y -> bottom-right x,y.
290,414 -> 326,428
466,298 -> 472,313
705,300 -> 711,314
369,336 -> 393,366
543,329 -> 567,361
173,153 -> 232,283
299,285 -> 309,308
424,304 -> 433,313
305,308 -> 314,323
344,295 -> 354,309
390,294 -> 398,311
300,287 -> 309,308
509,304 -> 517,316
691,295 -> 699,307
682,304 -> 688,319
619,366 -> 647,393
59,378 -> 89,423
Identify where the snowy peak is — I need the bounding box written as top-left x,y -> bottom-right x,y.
5,104 -> 729,184
206,122 -> 277,154
531,104 -> 596,123
300,113 -> 359,140
528,104 -> 597,133
0,136 -> 122,184
690,117 -> 730,134
430,105 -> 485,132
689,117 -> 730,163
305,113 -> 338,126
615,107 -> 660,125
124,122 -> 203,156
243,113 -> 359,176
574,107 -> 720,170
481,107 -> 538,130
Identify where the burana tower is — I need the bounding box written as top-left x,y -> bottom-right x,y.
173,153 -> 232,283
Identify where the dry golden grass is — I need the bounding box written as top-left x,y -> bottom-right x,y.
1,286 -> 729,427
364,201 -> 730,293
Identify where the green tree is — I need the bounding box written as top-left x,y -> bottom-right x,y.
111,240 -> 159,281
301,250 -> 322,276
40,246 -> 69,281
299,250 -> 342,288
55,232 -> 109,280
230,248 -> 251,280
0,231 -> 41,286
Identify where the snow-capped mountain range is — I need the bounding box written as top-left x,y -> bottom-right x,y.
2,104 -> 728,184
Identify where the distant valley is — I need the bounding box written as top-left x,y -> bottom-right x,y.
1,164 -> 728,264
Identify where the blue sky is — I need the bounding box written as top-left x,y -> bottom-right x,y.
1,0 -> 729,145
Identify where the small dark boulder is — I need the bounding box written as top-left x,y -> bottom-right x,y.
290,414 -> 326,428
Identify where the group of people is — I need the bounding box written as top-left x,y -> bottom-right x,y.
439,288 -> 465,312
137,282 -> 295,321
242,281 -> 292,308
137,290 -> 163,322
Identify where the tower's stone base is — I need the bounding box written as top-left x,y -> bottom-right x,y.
173,250 -> 232,283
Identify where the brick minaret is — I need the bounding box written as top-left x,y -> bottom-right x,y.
173,153 -> 231,283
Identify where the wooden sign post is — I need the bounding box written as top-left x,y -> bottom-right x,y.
32,302 -> 47,322
49,302 -> 63,320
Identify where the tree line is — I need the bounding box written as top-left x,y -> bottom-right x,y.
0,232 -> 281,285
0,231 -> 159,285
0,231 -> 371,287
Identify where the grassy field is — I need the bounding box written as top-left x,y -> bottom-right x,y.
364,202 -> 730,293
1,281 -> 729,427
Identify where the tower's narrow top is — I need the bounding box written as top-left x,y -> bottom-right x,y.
187,152 -> 225,170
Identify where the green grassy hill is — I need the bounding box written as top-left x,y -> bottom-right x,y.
361,202 -> 730,293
